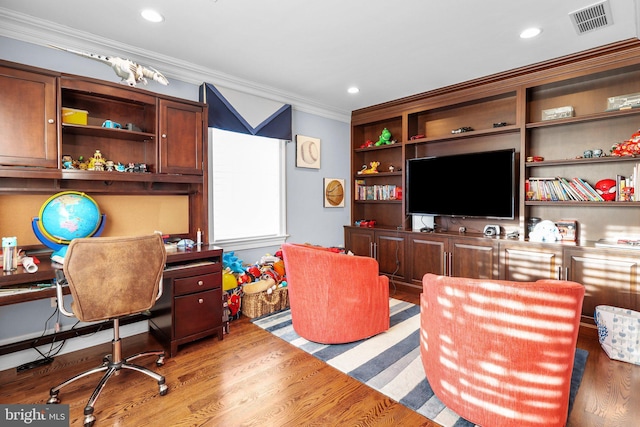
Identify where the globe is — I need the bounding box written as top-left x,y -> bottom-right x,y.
32,191 -> 106,263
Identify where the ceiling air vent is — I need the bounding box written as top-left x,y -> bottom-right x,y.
569,0 -> 613,34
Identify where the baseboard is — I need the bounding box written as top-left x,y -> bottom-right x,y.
0,321 -> 148,372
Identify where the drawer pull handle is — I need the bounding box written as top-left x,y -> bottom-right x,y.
198,298 -> 204,304
198,280 -> 204,286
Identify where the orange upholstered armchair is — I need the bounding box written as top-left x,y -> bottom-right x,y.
420,273 -> 585,427
281,243 -> 389,344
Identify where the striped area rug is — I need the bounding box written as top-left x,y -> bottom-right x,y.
252,298 -> 588,427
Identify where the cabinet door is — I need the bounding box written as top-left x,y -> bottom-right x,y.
344,227 -> 374,257
174,288 -> 221,339
375,231 -> 406,281
450,238 -> 498,279
564,247 -> 640,325
408,234 -> 447,287
0,66 -> 57,167
499,241 -> 562,281
159,100 -> 205,175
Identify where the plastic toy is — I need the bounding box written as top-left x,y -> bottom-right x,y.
358,161 -> 380,174
375,128 -> 393,146
595,179 -> 617,201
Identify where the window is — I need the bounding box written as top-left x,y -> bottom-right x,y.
209,128 -> 287,250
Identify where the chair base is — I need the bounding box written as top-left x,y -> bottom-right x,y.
47,337 -> 167,427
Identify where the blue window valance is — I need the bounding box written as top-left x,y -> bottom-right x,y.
200,83 -> 292,141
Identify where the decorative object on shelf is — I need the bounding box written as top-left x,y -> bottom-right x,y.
90,149 -> 105,171
295,135 -> 321,169
355,219 -> 376,228
555,220 -> 578,241
62,154 -> 74,169
359,140 -> 374,148
323,178 -> 345,208
529,219 -> 562,242
541,106 -> 574,120
595,305 -> 640,365
375,128 -> 394,146
388,165 -> 395,172
583,150 -> 593,159
606,92 -> 640,111
611,129 -> 640,156
410,134 -> 425,140
50,45 -> 169,87
525,156 -> 544,162
595,179 -> 617,201
593,148 -> 604,157
493,122 -> 507,127
451,126 -> 473,134
527,217 -> 541,234
102,120 -> 122,129
61,107 -> 88,125
358,161 -> 380,174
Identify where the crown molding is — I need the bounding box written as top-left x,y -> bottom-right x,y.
0,8 -> 350,123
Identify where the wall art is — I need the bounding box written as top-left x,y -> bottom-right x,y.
296,135 -> 321,169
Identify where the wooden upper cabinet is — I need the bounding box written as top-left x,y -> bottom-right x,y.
0,65 -> 58,167
159,100 -> 206,175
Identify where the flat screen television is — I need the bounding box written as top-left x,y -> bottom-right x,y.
406,148 -> 517,219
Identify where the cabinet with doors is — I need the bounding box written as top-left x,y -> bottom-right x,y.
347,41 -> 640,320
0,59 -> 209,240
159,99 -> 205,176
563,246 -> 640,325
499,240 -> 564,281
0,62 -> 58,168
149,245 -> 224,357
344,226 -> 407,282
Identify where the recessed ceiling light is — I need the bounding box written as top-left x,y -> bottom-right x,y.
348,87 -> 360,94
520,27 -> 542,39
141,9 -> 164,23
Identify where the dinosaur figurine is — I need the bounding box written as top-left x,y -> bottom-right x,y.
50,45 -> 169,87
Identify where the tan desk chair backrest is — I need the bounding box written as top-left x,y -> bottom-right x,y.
63,234 -> 167,322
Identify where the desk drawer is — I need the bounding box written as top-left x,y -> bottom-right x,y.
174,273 -> 220,296
174,289 -> 221,339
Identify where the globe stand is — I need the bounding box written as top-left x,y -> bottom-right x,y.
32,214 -> 106,264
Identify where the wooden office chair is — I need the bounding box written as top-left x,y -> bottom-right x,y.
47,234 -> 168,427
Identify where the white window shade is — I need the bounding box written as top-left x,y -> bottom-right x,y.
209,128 -> 287,249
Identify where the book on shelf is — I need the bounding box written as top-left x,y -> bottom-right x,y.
527,176 -> 605,201
356,183 -> 401,201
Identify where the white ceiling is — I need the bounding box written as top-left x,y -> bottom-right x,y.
1,0 -> 639,122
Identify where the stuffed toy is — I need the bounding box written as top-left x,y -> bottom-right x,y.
375,128 -> 393,146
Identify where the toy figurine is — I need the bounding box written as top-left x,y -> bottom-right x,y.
51,45 -> 169,87
358,161 -> 380,174
375,128 -> 393,146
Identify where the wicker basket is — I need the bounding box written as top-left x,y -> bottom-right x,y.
242,287 -> 289,319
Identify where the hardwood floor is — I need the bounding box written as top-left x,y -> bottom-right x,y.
1,287 -> 639,426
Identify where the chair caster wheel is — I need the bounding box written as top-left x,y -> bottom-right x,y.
159,384 -> 168,396
156,356 -> 165,366
47,396 -> 60,404
83,414 -> 95,427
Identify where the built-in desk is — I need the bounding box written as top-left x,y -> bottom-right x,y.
0,244 -> 224,358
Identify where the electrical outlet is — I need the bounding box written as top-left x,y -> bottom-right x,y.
50,297 -> 57,308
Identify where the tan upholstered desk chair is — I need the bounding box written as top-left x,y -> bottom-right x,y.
47,234 -> 168,427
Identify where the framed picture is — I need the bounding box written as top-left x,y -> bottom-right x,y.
296,135 -> 321,169
324,178 -> 345,208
